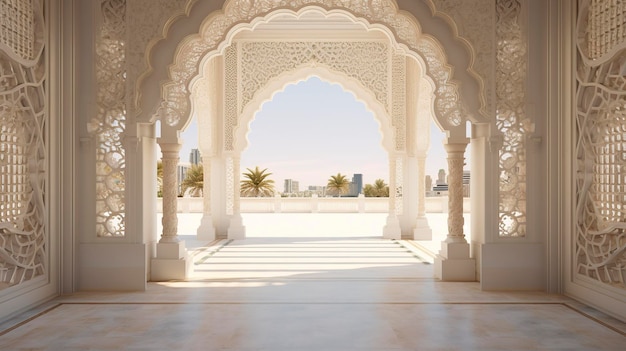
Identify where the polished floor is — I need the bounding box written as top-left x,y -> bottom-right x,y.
1,214 -> 625,350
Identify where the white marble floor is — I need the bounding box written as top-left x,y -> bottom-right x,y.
1,214 -> 625,350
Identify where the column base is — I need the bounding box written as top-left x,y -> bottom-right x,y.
413,216 -> 433,240
228,213 -> 246,239
383,214 -> 401,239
150,241 -> 193,281
197,214 -> 216,241
434,241 -> 476,281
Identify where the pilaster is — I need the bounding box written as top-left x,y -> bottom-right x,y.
414,155 -> 432,240
228,156 -> 246,239
197,154 -> 216,241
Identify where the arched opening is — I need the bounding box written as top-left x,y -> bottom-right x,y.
240,77 -> 389,237
141,2 -> 485,282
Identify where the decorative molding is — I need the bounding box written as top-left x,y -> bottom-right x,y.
427,0 -> 495,118
126,0 -> 192,118
151,1 -> 467,133
392,53 -> 406,151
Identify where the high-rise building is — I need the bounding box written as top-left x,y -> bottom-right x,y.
437,169 -> 446,185
284,179 -> 299,194
177,163 -> 190,196
352,174 -> 363,195
189,148 -> 200,165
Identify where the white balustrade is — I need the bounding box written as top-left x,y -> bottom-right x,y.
157,196 -> 470,214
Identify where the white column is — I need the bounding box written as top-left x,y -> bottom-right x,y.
151,142 -> 193,281
197,153 -> 216,241
434,142 -> 475,281
228,156 -> 246,239
413,154 -> 432,240
160,143 -> 181,243
383,156 -> 401,239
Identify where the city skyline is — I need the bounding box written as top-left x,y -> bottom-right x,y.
178,77 -> 469,188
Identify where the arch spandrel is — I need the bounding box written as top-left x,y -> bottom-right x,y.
136,1 -> 486,137
232,65 -> 395,155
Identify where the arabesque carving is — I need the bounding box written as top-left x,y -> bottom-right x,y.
227,40 -> 398,151
0,0 -> 47,288
89,0 -> 127,237
157,0 -> 464,132
496,0 -> 530,238
575,0 -> 626,288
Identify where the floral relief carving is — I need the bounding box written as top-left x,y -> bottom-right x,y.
575,0 -> 626,288
392,53 -> 406,151
89,0 -> 127,237
496,0 -> 530,238
229,40 -> 393,151
126,0 -> 190,117
0,0 -> 47,288
154,0 -> 465,132
429,0 -> 495,116
240,41 -> 389,113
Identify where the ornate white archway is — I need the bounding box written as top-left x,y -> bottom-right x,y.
138,2 -> 487,133
139,1 -> 483,281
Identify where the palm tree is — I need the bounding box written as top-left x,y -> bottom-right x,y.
373,178 -> 389,197
363,183 -> 376,197
241,166 -> 275,197
181,164 -> 203,197
156,160 -> 163,197
327,173 -> 350,197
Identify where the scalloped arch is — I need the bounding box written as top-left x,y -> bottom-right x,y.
231,64 -> 405,154
137,0 -> 485,135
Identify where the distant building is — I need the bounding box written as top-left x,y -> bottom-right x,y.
189,148 -> 200,165
351,174 -> 363,196
425,175 -> 432,192
284,179 -> 299,194
463,170 -> 470,197
432,168 -> 448,195
437,169 -> 446,185
308,185 -> 326,197
177,163 -> 190,196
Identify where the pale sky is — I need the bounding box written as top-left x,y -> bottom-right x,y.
179,77 -> 466,189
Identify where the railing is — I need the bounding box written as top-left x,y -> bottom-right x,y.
157,196 -> 470,213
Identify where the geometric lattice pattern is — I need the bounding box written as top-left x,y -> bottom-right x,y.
575,0 -> 626,289
576,24 -> 626,288
0,1 -> 46,288
496,0 -> 530,237
0,0 -> 35,62
88,0 -> 126,237
587,0 -> 626,60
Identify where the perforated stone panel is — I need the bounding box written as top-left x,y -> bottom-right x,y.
496,0 -> 530,238
575,0 -> 626,288
0,0 -> 46,288
90,0 -> 127,237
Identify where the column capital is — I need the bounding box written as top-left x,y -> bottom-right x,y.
159,142 -> 182,159
443,141 -> 468,154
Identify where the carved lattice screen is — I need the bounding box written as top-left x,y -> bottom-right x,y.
89,0 -> 127,237
0,0 -> 46,288
496,0 -> 531,237
575,0 -> 626,288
